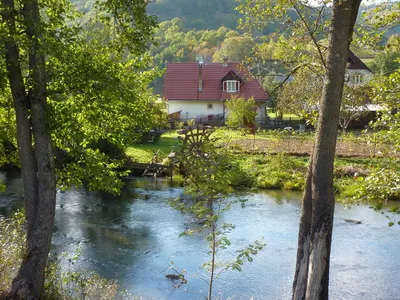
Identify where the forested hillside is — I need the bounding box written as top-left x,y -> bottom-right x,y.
70,0 -> 400,34
70,0 -> 240,29
147,0 -> 240,29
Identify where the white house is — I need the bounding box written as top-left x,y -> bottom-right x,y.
346,50 -> 373,86
163,60 -> 270,124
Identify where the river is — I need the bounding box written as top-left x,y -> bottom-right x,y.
1,171 -> 399,299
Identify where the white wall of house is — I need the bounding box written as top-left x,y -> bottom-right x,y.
167,100 -> 225,120
346,69 -> 373,87
168,99 -> 267,122
256,103 -> 267,118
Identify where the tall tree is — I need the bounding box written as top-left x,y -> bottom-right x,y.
2,0 -> 56,297
292,1 -> 361,298
237,0 -> 362,297
0,0 -> 157,298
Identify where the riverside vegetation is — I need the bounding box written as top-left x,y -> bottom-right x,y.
127,128 -> 400,209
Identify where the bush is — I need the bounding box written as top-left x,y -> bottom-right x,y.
0,211 -> 25,293
354,168 -> 400,203
45,257 -> 122,300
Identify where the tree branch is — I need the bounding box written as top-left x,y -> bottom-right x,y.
290,0 -> 327,69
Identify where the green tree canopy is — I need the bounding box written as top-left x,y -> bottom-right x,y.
225,96 -> 257,129
212,35 -> 255,63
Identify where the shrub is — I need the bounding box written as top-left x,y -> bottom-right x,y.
354,168 -> 400,203
0,211 -> 25,293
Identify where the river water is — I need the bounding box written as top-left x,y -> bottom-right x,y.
1,171 -> 399,299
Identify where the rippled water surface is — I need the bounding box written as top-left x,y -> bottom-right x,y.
1,172 -> 400,300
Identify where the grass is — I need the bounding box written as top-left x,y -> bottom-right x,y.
125,131 -> 180,163
126,128 -> 397,163
267,113 -> 302,120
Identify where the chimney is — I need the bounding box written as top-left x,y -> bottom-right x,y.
198,62 -> 203,92
223,56 -> 229,67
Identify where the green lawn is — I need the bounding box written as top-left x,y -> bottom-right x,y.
125,131 -> 180,163
267,113 -> 302,120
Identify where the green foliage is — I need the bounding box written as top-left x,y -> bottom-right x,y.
277,68 -> 322,125
146,0 -> 240,30
0,88 -> 18,169
212,35 -> 255,62
368,65 -> 400,155
0,0 -> 160,194
369,48 -> 400,75
362,2 -> 400,34
57,149 -> 128,194
239,153 -> 307,190
44,249 -> 129,300
0,211 -> 25,292
226,96 -> 257,129
94,0 -> 157,54
231,240 -> 265,271
339,85 -> 371,131
353,168 -> 400,203
149,18 -> 239,69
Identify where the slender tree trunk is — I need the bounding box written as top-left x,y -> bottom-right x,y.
2,0 -> 56,298
208,221 -> 216,300
292,0 -> 362,299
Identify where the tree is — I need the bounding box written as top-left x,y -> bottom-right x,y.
369,36 -> 400,76
277,68 -> 370,131
277,68 -> 322,125
212,35 -> 255,63
368,68 -> 400,154
351,0 -> 400,152
291,1 -> 361,298
225,96 -> 257,129
0,0 -> 157,298
238,0 -> 361,297
338,85 -> 369,132
172,126 -> 264,299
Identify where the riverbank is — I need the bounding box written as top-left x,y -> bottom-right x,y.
125,129 -> 400,204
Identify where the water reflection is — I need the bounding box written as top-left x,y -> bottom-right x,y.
1,173 -> 400,299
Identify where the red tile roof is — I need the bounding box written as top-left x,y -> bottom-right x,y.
163,62 -> 269,102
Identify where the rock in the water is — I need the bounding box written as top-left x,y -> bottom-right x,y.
343,219 -> 362,224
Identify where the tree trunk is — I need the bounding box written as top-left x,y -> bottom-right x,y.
292,0 -> 362,299
1,0 -> 56,298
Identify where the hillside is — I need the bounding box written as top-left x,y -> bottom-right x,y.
147,0 -> 240,30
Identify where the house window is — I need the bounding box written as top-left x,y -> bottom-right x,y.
207,103 -> 213,110
223,80 -> 240,92
352,74 -> 363,84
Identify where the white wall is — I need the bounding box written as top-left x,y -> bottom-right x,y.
167,100 -> 224,120
346,69 -> 373,87
168,100 -> 268,121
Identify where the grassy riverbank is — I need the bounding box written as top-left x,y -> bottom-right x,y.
125,129 -> 400,203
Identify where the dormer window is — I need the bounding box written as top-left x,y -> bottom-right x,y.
223,80 -> 240,92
